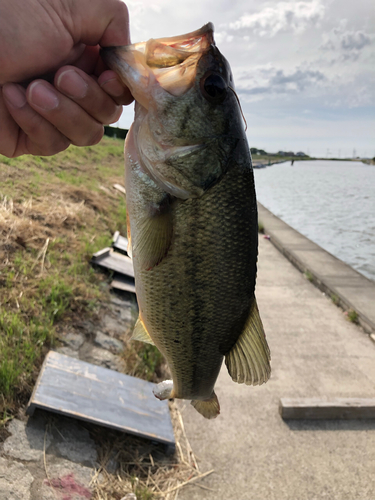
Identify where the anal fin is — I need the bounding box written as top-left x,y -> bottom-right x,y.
225,298 -> 271,386
131,317 -> 155,346
191,392 -> 220,419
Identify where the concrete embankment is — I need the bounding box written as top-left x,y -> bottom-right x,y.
178,218 -> 375,500
258,202 -> 375,335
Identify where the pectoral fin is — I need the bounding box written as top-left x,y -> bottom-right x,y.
191,392 -> 220,419
225,298 -> 271,386
131,317 -> 155,346
133,196 -> 173,270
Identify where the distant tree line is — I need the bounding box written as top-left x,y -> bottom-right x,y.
250,147 -> 308,157
104,126 -> 128,140
250,148 -> 267,155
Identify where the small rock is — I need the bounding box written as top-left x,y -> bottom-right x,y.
105,457 -> 118,474
110,296 -> 130,308
54,422 -> 97,466
4,417 -> 51,461
79,320 -> 96,333
55,346 -> 80,359
94,331 -> 123,353
80,345 -> 122,370
59,331 -> 85,350
101,314 -> 125,335
121,494 -> 137,500
0,457 -> 34,500
120,307 -> 135,324
40,459 -> 94,500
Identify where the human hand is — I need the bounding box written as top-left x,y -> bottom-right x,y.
0,0 -> 133,157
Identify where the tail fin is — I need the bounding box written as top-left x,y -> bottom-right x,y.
191,392 -> 220,419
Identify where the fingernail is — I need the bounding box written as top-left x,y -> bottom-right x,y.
2,83 -> 27,108
28,81 -> 59,111
100,78 -> 125,97
56,69 -> 88,99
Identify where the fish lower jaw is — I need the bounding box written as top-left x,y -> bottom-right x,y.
153,380 -> 174,400
152,379 -> 214,402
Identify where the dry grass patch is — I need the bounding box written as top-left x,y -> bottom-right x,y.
0,138 -> 128,419
91,403 -> 214,500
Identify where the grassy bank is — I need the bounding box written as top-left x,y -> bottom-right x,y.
0,137 -> 161,423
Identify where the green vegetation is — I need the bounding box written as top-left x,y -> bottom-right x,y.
331,294 -> 340,305
347,309 -> 359,323
250,147 -> 311,167
122,342 -> 165,383
0,137 -> 131,421
304,270 -> 314,282
258,220 -> 265,234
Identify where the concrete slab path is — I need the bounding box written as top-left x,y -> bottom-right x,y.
178,236 -> 375,500
258,203 -> 375,334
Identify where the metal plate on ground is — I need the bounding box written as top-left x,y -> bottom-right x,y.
91,247 -> 134,278
27,352 -> 175,451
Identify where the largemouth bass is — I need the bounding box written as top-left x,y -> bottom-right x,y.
102,23 -> 271,419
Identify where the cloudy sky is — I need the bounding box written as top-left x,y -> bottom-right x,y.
116,0 -> 375,158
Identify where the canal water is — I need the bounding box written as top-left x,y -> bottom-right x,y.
253,160 -> 375,282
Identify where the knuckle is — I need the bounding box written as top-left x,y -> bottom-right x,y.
116,1 -> 129,19
72,126 -> 104,147
89,126 -> 104,145
32,137 -> 70,157
0,142 -> 17,158
46,138 -> 71,156
107,106 -> 123,124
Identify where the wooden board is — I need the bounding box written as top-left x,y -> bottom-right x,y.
91,247 -> 134,278
280,397 -> 375,420
27,352 -> 175,452
111,273 -> 136,295
112,231 -> 129,255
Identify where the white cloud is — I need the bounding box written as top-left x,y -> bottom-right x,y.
340,31 -> 372,51
320,22 -> 374,54
237,66 -> 326,96
228,1 -> 325,37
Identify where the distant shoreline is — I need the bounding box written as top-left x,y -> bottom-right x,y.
252,157 -> 374,168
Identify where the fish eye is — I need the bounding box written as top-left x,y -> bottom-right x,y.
200,72 -> 227,104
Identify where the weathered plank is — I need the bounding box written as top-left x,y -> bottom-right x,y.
91,247 -> 134,278
112,231 -> 129,255
113,183 -> 126,194
111,274 -> 136,295
280,397 -> 375,420
27,352 -> 175,451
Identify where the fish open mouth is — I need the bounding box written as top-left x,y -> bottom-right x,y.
101,23 -> 215,101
